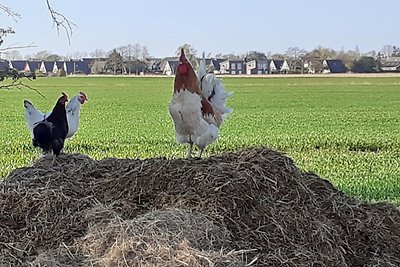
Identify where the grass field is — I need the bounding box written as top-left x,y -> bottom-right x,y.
1,76 -> 400,204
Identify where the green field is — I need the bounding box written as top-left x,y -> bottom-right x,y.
1,76 -> 400,204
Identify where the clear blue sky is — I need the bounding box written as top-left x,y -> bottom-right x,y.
1,0 -> 399,58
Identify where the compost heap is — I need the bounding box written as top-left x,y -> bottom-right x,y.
0,147 -> 399,267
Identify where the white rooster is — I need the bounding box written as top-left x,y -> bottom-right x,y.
24,91 -> 88,139
169,49 -> 232,158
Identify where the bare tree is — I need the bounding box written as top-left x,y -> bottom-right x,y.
285,47 -> 306,73
140,45 -> 149,61
131,43 -> 141,60
3,50 -> 22,60
66,51 -> 88,60
381,45 -> 394,58
32,50 -> 52,60
285,47 -> 306,60
90,49 -> 107,58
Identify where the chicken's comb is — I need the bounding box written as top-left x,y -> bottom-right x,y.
79,91 -> 88,100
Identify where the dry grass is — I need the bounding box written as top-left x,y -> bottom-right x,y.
0,147 -> 399,266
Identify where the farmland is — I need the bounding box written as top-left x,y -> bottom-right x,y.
0,76 -> 400,203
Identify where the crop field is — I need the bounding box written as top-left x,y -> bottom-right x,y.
0,76 -> 399,204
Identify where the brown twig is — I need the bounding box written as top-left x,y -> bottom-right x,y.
0,4 -> 21,21
46,0 -> 76,44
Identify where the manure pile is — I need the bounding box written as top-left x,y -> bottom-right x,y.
0,148 -> 399,267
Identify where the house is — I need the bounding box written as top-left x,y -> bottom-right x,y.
9,60 -> 27,71
269,60 -> 290,74
63,60 -> 90,75
39,61 -> 55,74
0,60 -> 9,71
162,60 -> 179,76
380,57 -> 400,72
24,61 -> 41,73
323,59 -> 346,73
82,57 -> 108,74
145,58 -> 163,73
81,57 -> 97,66
303,59 -> 324,74
219,60 -> 245,74
245,60 -> 270,74
209,59 -> 224,74
192,58 -> 223,74
53,61 -> 64,74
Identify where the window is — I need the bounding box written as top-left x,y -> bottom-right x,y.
258,63 -> 266,69
231,63 -> 236,69
237,63 -> 242,69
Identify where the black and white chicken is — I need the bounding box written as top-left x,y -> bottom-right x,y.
24,91 -> 88,139
32,93 -> 69,156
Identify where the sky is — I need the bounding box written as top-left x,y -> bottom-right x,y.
1,0 -> 400,58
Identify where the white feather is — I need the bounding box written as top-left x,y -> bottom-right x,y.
197,54 -> 233,121
24,100 -> 46,138
169,90 -> 218,150
64,95 -> 83,138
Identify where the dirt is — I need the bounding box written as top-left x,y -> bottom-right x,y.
0,147 -> 399,266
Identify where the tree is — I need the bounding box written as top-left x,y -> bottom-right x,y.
65,51 -> 88,60
285,47 -> 306,60
335,49 -> 361,70
105,49 -> 124,75
271,53 -> 285,60
214,53 -> 240,60
131,44 -> 142,60
245,50 -> 268,60
2,50 -> 21,60
140,45 -> 149,61
381,45 -> 394,58
308,46 -> 337,60
285,47 -> 306,73
351,56 -> 379,73
90,49 -> 107,58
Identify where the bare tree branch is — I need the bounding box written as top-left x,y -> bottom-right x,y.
0,4 -> 21,21
1,81 -> 46,97
0,42 -> 37,52
46,0 -> 76,44
0,68 -> 45,97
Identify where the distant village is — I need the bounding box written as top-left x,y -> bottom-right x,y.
1,55 -> 400,77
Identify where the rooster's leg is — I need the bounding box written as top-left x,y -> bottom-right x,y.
197,148 -> 204,159
187,142 -> 193,158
